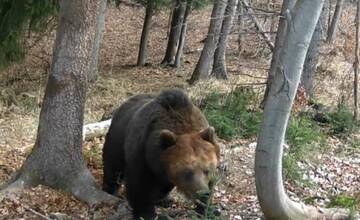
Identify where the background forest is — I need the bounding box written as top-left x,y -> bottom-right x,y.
0,0 -> 359,219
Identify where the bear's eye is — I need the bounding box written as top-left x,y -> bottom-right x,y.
183,169 -> 194,181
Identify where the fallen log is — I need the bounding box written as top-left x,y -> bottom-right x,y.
83,119 -> 112,141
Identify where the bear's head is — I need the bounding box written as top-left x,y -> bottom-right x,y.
160,127 -> 220,199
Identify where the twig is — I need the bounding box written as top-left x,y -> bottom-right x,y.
229,70 -> 267,79
236,82 -> 267,86
246,5 -> 280,15
23,206 -> 52,220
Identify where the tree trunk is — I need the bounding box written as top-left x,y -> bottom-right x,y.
326,0 -> 345,43
211,0 -> 237,80
188,0 -> 227,84
88,0 -> 107,83
237,0 -> 244,55
174,1 -> 191,68
260,0 -> 296,109
137,0 -> 154,66
1,0 -> 117,206
161,0 -> 186,65
354,0 -> 360,120
255,1 -> 351,219
300,5 -> 327,97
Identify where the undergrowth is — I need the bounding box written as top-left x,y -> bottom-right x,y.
200,87 -> 262,140
283,114 -> 325,185
325,103 -> 359,136
327,194 -> 358,219
201,89 -> 358,186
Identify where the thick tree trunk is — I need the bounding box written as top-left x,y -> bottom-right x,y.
88,0 -> 107,83
211,0 -> 237,79
188,0 -> 227,84
326,0 -> 345,43
1,0 -> 117,206
300,6 -> 327,97
255,1 -> 351,219
354,0 -> 360,120
161,0 -> 186,65
137,0 -> 154,66
260,0 -> 296,109
174,1 -> 191,68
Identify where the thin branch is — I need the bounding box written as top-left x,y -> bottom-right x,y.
23,206 -> 52,220
242,0 -> 275,51
229,70 -> 268,79
246,5 -> 280,14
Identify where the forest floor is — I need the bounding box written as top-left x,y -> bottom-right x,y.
0,2 -> 360,220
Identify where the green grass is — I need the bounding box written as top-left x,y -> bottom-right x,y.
283,114 -> 325,185
327,195 -> 358,219
327,195 -> 358,209
201,87 -> 262,140
325,104 -> 358,136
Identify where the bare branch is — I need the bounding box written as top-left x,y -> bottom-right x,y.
242,0 -> 275,51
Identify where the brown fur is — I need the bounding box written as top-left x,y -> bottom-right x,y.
102,89 -> 220,220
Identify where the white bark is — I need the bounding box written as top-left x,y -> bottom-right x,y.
255,0 -> 352,219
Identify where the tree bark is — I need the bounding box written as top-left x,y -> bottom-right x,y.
326,0 -> 345,43
137,0 -> 154,66
211,0 -> 237,80
300,5 -> 327,97
260,0 -> 296,109
161,0 -> 186,65
1,0 -> 117,206
174,1 -> 191,68
255,1 -> 351,219
88,0 -> 107,83
237,0 -> 244,55
188,0 -> 227,84
354,0 -> 359,120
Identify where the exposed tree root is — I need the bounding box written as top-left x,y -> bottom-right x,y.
0,168 -> 119,208
67,169 -> 119,207
295,200 -> 356,220
0,177 -> 30,201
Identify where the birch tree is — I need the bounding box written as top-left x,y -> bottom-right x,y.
261,0 -> 296,109
255,0 -> 352,219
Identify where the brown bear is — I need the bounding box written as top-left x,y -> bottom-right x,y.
102,89 -> 219,220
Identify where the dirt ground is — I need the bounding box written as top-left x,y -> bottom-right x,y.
0,2 -> 359,220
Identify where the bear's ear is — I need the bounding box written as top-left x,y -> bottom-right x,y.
199,127 -> 215,144
160,129 -> 177,149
